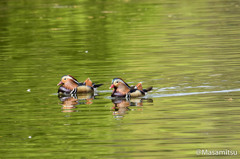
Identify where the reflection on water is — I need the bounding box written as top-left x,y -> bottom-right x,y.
58,93 -> 153,117
112,98 -> 153,119
1,0 -> 240,158
58,93 -> 95,112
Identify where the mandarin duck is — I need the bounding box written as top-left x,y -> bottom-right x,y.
57,75 -> 102,94
110,78 -> 152,98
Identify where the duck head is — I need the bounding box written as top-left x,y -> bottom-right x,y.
110,78 -> 130,89
110,78 -> 131,95
57,75 -> 79,90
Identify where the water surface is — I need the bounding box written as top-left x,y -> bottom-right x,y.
0,0 -> 240,158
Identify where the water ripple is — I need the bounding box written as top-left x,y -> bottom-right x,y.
147,88 -> 240,98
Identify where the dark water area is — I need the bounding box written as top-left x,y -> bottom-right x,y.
0,0 -> 240,158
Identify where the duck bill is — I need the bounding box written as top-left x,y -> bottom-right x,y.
57,81 -> 63,86
109,84 -> 114,89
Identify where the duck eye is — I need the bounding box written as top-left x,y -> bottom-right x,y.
64,78 -> 66,80
116,81 -> 118,83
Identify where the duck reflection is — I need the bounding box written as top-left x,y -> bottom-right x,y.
58,93 -> 95,112
112,98 -> 153,119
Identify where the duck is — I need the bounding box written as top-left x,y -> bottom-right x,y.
110,78 -> 152,98
57,75 -> 103,94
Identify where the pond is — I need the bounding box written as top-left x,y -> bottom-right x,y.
0,0 -> 240,158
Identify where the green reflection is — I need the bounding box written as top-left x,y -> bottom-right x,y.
0,0 -> 240,158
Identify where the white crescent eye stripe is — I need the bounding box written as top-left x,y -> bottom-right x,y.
117,79 -> 125,83
114,79 -> 127,86
63,76 -> 79,84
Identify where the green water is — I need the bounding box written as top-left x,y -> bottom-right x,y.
1,0 -> 240,158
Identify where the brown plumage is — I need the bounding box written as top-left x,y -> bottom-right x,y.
110,78 -> 152,98
57,75 -> 102,94
84,78 -> 92,87
135,83 -> 143,91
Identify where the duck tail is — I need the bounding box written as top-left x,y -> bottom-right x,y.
143,86 -> 153,92
93,84 -> 103,88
